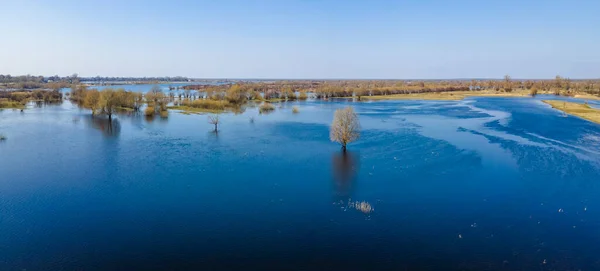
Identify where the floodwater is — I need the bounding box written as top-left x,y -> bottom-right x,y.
1,95 -> 600,270
81,83 -> 193,92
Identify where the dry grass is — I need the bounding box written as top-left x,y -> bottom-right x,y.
360,90 -> 535,101
185,99 -> 230,110
574,93 -> 600,101
259,102 -> 275,113
168,106 -> 225,114
0,99 -> 25,109
349,201 -> 374,214
543,100 -> 600,124
169,99 -> 231,114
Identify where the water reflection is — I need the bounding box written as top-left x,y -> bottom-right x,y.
84,116 -> 121,137
32,100 -> 62,108
331,151 -> 359,203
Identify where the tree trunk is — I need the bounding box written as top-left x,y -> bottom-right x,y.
341,144 -> 347,152
108,113 -> 112,121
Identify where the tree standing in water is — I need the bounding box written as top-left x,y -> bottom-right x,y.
208,114 -> 220,132
330,106 -> 360,152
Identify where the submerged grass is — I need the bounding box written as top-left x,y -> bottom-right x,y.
543,100 -> 600,124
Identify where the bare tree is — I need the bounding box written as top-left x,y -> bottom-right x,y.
330,106 -> 360,152
208,114 -> 220,132
150,85 -> 162,94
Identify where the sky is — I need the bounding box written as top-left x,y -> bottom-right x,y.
1,0 -> 599,79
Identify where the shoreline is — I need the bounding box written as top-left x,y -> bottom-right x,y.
543,100 -> 600,124
356,90 -> 536,101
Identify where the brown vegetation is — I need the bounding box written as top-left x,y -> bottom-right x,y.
259,102 -> 275,113
0,89 -> 63,109
543,100 -> 600,124
330,107 -> 360,151
72,87 -> 158,119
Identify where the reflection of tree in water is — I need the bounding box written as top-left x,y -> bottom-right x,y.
331,151 -> 359,203
33,100 -> 63,108
84,116 -> 121,137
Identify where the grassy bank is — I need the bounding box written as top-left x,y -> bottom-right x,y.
168,105 -> 225,114
543,100 -> 600,124
358,90 -> 535,101
574,94 -> 600,101
0,100 -> 26,109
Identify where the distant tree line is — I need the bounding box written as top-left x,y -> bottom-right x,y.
81,76 -> 189,83
0,74 -> 78,90
180,77 -> 600,100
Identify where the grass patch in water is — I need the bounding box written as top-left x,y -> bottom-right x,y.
168,105 -> 225,114
543,100 -> 600,124
0,100 -> 25,109
259,102 -> 275,113
355,90 -> 536,101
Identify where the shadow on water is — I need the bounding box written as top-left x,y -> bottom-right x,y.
31,100 -> 63,108
331,150 -> 360,203
144,114 -> 169,123
83,116 -> 121,137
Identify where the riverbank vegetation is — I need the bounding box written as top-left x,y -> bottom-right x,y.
5,74 -> 600,117
176,75 -> 600,103
1,74 -> 76,91
0,90 -> 63,109
543,100 -> 600,124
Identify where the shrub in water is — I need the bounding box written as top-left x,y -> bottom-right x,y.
145,106 -> 155,116
259,102 -> 275,113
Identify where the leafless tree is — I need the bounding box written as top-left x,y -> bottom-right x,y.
208,114 -> 220,132
330,106 -> 360,152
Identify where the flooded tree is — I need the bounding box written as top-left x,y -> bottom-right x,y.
208,114 -> 220,132
98,89 -> 120,121
150,85 -> 162,94
83,89 -> 100,115
330,106 -> 360,152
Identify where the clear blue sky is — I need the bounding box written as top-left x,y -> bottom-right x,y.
1,0 -> 599,79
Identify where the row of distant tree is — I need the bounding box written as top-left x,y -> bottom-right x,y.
81,76 -> 190,82
0,74 -> 190,84
0,74 -> 79,84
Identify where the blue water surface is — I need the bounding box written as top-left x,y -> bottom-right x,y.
1,96 -> 600,270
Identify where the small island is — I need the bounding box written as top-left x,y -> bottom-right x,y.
543,100 -> 600,124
